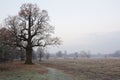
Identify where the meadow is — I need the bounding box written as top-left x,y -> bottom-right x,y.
0,62 -> 48,80
41,58 -> 120,80
0,59 -> 120,80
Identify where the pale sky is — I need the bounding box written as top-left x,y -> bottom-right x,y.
0,0 -> 120,54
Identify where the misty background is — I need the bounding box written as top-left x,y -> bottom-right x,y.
0,0 -> 120,54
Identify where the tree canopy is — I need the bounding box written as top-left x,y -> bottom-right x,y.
5,3 -> 61,64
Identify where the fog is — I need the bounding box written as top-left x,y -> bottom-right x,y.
49,31 -> 120,54
0,0 -> 120,54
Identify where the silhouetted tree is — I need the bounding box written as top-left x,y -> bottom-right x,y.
63,50 -> 67,59
110,50 -> 120,57
5,3 -> 61,64
45,53 -> 50,60
74,52 -> 79,59
37,47 -> 45,61
19,48 -> 25,61
0,28 -> 16,62
80,51 -> 91,58
56,51 -> 63,58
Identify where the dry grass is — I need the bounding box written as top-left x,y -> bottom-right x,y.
0,61 -> 48,74
40,59 -> 120,80
0,59 -> 120,80
0,61 -> 48,80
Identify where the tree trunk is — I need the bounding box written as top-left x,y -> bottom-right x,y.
25,48 -> 33,64
21,52 -> 25,61
39,56 -> 42,61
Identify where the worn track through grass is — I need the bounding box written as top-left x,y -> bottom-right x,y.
46,68 -> 74,80
0,61 -> 74,80
40,59 -> 120,80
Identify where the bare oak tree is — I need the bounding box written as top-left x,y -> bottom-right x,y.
5,3 -> 61,64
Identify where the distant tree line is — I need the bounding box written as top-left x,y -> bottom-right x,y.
50,50 -> 120,59
108,50 -> 120,57
54,50 -> 91,59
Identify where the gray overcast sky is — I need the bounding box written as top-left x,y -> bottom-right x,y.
0,0 -> 120,54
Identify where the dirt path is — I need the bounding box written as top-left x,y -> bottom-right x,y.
46,68 -> 74,80
0,62 -> 75,80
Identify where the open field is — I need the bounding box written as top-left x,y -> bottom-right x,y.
0,61 -> 74,80
0,59 -> 120,80
40,59 -> 120,80
0,62 -> 49,80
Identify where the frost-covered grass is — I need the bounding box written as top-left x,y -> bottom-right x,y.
0,62 -> 74,80
41,59 -> 120,80
46,68 -> 73,80
0,62 -> 48,80
1,59 -> 120,80
0,70 -> 47,80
